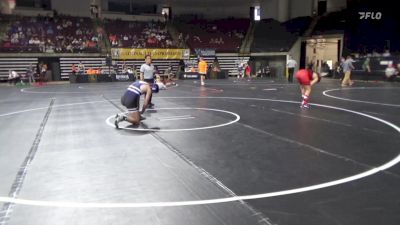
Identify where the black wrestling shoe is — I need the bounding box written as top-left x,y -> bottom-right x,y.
114,113 -> 125,129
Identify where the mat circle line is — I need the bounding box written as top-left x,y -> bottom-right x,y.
0,96 -> 399,208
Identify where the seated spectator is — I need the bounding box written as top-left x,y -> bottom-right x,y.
385,62 -> 398,81
8,70 -> 20,86
86,68 -> 95,75
372,50 -> 381,57
71,64 -> 79,74
382,49 -> 391,57
78,61 -> 85,75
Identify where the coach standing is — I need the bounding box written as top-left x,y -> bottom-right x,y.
286,55 -> 297,83
140,54 -> 156,108
341,55 -> 355,87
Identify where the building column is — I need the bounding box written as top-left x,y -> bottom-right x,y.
278,0 -> 289,22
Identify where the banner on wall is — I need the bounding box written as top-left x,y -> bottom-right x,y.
194,48 -> 216,57
111,48 -> 190,60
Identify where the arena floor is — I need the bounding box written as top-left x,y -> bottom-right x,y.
0,78 -> 399,225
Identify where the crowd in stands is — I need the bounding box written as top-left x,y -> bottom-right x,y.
1,15 -> 102,53
176,18 -> 249,52
104,20 -> 176,48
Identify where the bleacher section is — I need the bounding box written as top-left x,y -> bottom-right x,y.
104,19 -> 176,48
217,55 -> 250,77
0,15 -> 100,53
251,19 -> 298,53
0,58 -> 38,80
176,18 -> 249,53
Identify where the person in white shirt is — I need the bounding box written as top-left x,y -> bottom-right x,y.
382,49 -> 391,57
140,55 -> 156,108
287,55 -> 297,83
8,70 -> 20,85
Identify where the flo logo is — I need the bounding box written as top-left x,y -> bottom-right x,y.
359,12 -> 382,20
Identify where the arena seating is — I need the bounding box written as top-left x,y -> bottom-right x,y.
103,19 -> 176,48
176,18 -> 249,52
0,15 -> 101,53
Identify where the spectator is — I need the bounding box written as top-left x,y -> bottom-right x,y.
382,49 -> 391,57
211,57 -> 221,79
24,64 -> 35,84
245,63 -> 252,81
40,63 -> 48,81
286,55 -> 297,83
332,61 -> 342,79
362,57 -> 371,81
71,64 -> 79,75
8,70 -> 20,86
78,61 -> 85,75
385,62 -> 398,81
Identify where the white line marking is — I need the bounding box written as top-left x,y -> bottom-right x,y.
157,115 -> 192,120
263,88 -> 278,91
106,108 -> 240,132
159,117 -> 196,121
271,108 -> 351,127
323,87 -> 400,107
271,108 -> 393,136
21,87 -> 89,94
0,100 -> 110,117
0,96 -> 399,208
363,111 -> 385,116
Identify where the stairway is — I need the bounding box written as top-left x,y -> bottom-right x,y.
303,15 -> 324,37
167,22 -> 187,49
239,22 -> 255,54
93,18 -> 110,54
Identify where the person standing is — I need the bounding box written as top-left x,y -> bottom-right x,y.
211,57 -> 220,79
78,61 -> 85,75
237,61 -> 244,80
245,62 -> 252,81
26,64 -> 35,84
140,55 -> 156,108
362,57 -> 371,81
198,56 -> 208,86
286,55 -> 297,83
341,55 -> 355,87
295,64 -> 321,109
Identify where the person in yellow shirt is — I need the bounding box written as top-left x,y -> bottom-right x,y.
198,56 -> 208,86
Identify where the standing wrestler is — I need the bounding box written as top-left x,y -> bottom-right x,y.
295,63 -> 320,109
